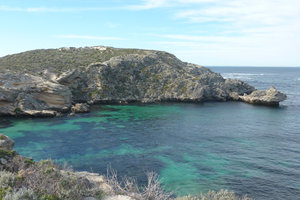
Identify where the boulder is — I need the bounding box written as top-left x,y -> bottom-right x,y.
66,171 -> 113,194
103,195 -> 133,200
71,103 -> 90,113
239,86 -> 287,106
0,134 -> 15,150
84,198 -> 97,200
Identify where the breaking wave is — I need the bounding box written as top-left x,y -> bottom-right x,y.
222,73 -> 265,80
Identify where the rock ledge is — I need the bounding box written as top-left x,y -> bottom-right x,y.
239,86 -> 287,106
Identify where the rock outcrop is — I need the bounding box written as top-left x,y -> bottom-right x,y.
239,86 -> 287,106
0,46 -> 286,116
0,134 -> 14,150
0,134 -> 16,167
103,195 -> 133,200
71,103 -> 90,113
0,73 -> 71,116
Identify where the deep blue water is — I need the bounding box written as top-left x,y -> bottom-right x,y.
1,67 -> 300,200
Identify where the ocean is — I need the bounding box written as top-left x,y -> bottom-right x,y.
1,67 -> 300,200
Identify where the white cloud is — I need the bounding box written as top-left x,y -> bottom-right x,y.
176,0 -> 217,3
125,0 -> 169,10
175,0 -> 300,27
1,0 -> 299,66
148,0 -> 300,66
0,5 -> 113,13
57,35 -> 125,41
105,22 -> 119,28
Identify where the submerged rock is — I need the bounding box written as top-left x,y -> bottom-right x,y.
239,86 -> 287,106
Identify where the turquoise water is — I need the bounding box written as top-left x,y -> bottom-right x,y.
1,67 -> 300,200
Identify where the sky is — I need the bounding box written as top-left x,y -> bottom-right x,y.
0,0 -> 300,66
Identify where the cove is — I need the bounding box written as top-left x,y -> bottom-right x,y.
1,102 -> 300,200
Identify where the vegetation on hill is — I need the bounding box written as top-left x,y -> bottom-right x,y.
0,46 -> 152,74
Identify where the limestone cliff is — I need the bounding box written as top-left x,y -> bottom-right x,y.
0,46 -> 286,116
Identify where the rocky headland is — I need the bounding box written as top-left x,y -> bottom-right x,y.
0,46 -> 287,117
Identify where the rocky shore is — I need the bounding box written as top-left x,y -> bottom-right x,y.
0,135 -> 252,200
0,46 -> 286,117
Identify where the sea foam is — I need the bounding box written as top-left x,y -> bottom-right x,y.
222,73 -> 264,80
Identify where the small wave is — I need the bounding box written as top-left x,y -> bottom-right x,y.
222,73 -> 264,80
297,78 -> 300,81
223,73 -> 265,76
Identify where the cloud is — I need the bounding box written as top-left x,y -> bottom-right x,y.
1,0 -> 299,66
175,0 -> 300,27
0,1 -> 170,13
126,0 -> 220,10
105,22 -> 119,28
57,35 -> 125,41
169,0 -> 300,57
0,5 -> 114,13
125,0 -> 169,10
153,34 -> 300,66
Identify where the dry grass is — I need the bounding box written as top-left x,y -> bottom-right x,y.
0,160 -> 102,200
0,158 -> 253,200
105,168 -> 172,200
175,190 -> 253,200
20,160 -> 101,199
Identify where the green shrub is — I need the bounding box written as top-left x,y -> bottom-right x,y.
14,108 -> 21,113
24,159 -> 34,166
3,188 -> 37,200
0,150 -> 16,158
0,171 -> 17,189
0,135 -> 6,140
0,188 -> 7,200
40,194 -> 60,200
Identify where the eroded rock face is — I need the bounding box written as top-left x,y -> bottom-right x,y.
57,69 -> 89,102
0,73 -> 72,116
239,86 -> 287,106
